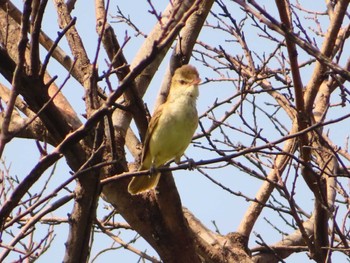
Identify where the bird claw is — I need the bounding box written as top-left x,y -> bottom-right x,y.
174,157 -> 196,170
187,158 -> 196,170
149,165 -> 157,176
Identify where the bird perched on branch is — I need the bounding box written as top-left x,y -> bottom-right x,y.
128,64 -> 200,195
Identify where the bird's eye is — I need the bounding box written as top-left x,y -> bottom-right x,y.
179,80 -> 187,85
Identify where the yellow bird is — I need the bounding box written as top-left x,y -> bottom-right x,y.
128,65 -> 200,195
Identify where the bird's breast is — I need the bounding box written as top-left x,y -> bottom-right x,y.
148,96 -> 198,167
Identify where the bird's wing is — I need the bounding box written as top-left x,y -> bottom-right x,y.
140,104 -> 164,167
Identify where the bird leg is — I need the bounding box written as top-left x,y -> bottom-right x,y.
186,158 -> 196,170
149,159 -> 158,176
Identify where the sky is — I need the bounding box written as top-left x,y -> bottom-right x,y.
2,0 -> 349,262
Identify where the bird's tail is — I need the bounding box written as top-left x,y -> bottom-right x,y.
128,173 -> 161,195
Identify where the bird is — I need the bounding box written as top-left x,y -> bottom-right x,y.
128,64 -> 200,195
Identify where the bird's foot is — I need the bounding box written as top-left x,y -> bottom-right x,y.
149,165 -> 158,176
186,158 -> 196,170
175,156 -> 196,170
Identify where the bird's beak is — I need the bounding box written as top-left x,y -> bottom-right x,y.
192,78 -> 201,85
